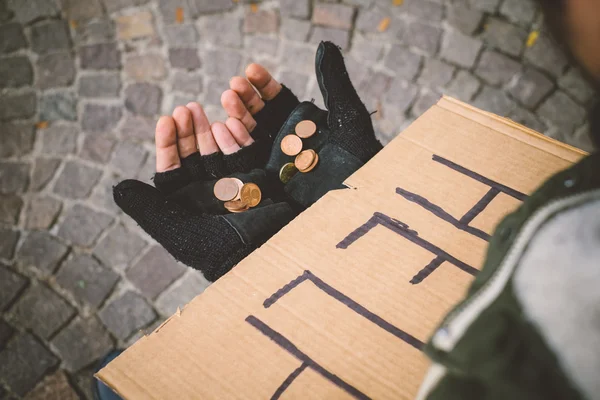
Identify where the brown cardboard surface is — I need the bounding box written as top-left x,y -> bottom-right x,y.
98,97 -> 586,399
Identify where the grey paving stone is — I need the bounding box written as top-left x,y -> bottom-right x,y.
468,0 -> 501,13
384,78 -> 419,114
53,161 -> 102,199
99,290 -> 157,339
51,316 -> 113,372
403,21 -> 442,56
170,94 -> 199,113
56,254 -> 119,308
80,134 -> 116,163
120,114 -> 156,141
124,54 -> 167,81
115,10 -> 155,40
155,270 -> 210,315
475,50 -> 521,86
281,43 -> 314,74
567,123 -> 596,153
0,333 -> 58,396
80,42 -> 121,70
418,58 -> 456,89
0,56 -> 32,88
446,3 -> 484,35
472,86 -> 516,116
10,283 -> 75,339
558,68 -> 596,104
500,0 -> 537,26
127,245 -> 187,299
244,9 -> 279,34
509,108 -> 547,133
110,140 -> 148,175
440,30 -> 483,69
203,49 -> 242,79
197,14 -> 242,47
39,124 -> 78,156
280,0 -> 310,19
310,26 -> 350,50
17,231 -> 68,276
125,83 -> 163,116
277,70 -> 309,98
0,92 -> 36,121
523,33 -> 569,78
24,196 -> 62,230
445,70 -> 481,102
358,70 -> 393,100
57,204 -> 113,247
0,265 -> 27,310
172,71 -> 203,94
35,52 -> 76,90
7,0 -> 59,24
79,73 -> 121,97
74,19 -> 115,45
0,162 -> 29,194
169,48 -> 201,70
0,194 -> 22,224
245,35 -> 279,57
102,0 -> 149,13
385,45 -> 422,81
508,67 -> 554,108
163,24 -> 198,47
351,34 -> 384,64
355,6 -> 386,33
481,18 -> 527,58
30,158 -> 60,191
94,224 -> 147,270
312,3 -> 355,30
538,91 -> 587,132
21,370 -> 80,400
0,229 -> 19,260
187,0 -> 233,17
61,0 -> 103,21
39,91 -> 78,122
0,319 -> 14,349
0,122 -> 34,158
89,172 -> 122,214
401,0 -> 443,21
82,104 -> 122,133
411,90 -> 442,117
156,0 -> 185,24
30,20 -> 71,54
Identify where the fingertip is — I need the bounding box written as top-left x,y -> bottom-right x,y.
155,116 -> 176,147
225,117 -> 255,147
212,121 -> 242,155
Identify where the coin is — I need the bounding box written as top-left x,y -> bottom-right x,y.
279,162 -> 298,184
224,200 -> 249,213
295,149 -> 316,172
281,135 -> 303,156
232,178 -> 244,201
301,153 -> 319,173
295,120 -> 317,139
214,178 -> 240,201
240,183 -> 262,208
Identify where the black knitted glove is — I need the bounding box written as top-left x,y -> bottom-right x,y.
265,41 -> 383,208
114,169 -> 296,281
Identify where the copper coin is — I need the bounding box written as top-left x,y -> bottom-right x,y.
214,178 -> 240,201
281,135 -> 303,156
240,183 -> 262,208
301,153 -> 319,173
294,149 -> 316,172
232,178 -> 244,201
224,199 -> 249,213
295,120 -> 317,139
279,162 -> 298,184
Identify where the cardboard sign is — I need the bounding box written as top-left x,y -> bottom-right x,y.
97,97 -> 585,399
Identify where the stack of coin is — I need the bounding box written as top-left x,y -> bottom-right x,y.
214,178 -> 262,213
279,120 -> 319,183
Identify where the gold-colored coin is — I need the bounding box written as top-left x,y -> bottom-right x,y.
279,162 -> 298,184
213,178 -> 240,201
224,199 -> 249,213
281,134 -> 303,156
231,178 -> 244,201
301,153 -> 319,173
240,183 -> 262,208
295,120 -> 317,139
294,149 -> 316,172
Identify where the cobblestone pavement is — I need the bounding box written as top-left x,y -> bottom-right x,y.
0,0 -> 597,397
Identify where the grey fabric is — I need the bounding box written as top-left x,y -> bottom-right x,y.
514,194 -> 600,400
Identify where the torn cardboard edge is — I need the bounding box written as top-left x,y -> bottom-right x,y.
97,97 -> 586,400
